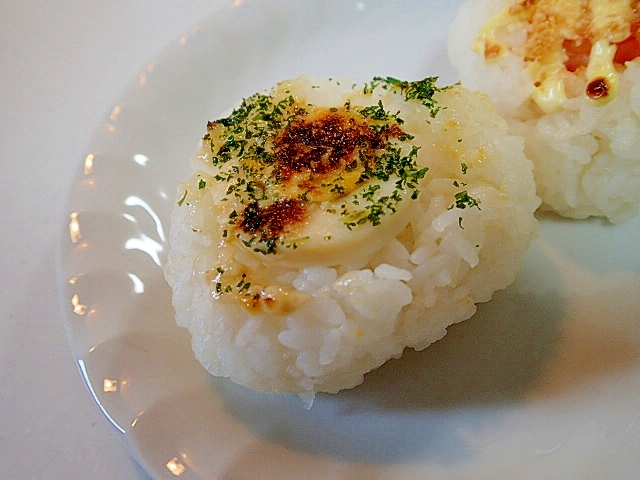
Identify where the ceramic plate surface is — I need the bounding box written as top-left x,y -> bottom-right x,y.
58,0 -> 640,478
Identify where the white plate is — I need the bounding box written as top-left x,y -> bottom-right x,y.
58,0 -> 640,478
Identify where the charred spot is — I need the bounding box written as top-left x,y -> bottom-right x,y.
241,292 -> 264,310
238,198 -> 307,238
273,111 -> 403,181
586,77 -> 609,100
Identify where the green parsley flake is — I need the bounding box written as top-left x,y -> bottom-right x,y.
363,76 -> 449,117
452,190 -> 481,210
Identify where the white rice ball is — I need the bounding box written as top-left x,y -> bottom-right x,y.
448,0 -> 640,222
164,75 -> 539,395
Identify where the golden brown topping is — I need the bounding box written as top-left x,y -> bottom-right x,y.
269,108 -> 406,205
490,0 -> 640,66
484,43 -> 504,59
274,110 -> 402,181
239,285 -> 307,313
475,0 -> 639,109
238,198 -> 307,239
508,0 -> 589,62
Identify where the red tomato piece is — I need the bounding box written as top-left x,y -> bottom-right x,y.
614,21 -> 640,65
564,38 -> 592,72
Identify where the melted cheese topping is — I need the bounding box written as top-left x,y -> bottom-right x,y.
473,0 -> 638,111
181,77 -> 447,277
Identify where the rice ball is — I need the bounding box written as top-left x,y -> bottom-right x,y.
163,75 -> 539,396
448,0 -> 640,222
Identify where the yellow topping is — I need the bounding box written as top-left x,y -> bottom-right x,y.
531,73 -> 568,113
585,39 -> 619,103
473,0 -> 637,111
472,8 -> 515,59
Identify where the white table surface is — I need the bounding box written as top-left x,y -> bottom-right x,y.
1,2 -> 224,478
